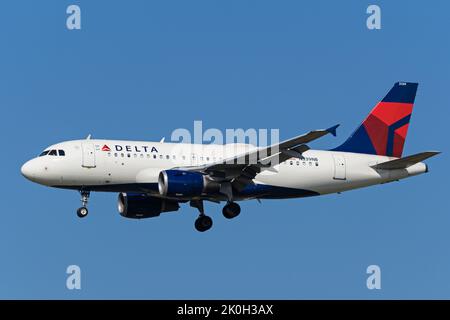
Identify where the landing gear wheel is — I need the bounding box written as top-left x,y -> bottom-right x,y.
77,206 -> 89,218
195,215 -> 213,232
222,202 -> 241,219
77,190 -> 90,218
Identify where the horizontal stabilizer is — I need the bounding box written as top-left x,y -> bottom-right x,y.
372,151 -> 440,170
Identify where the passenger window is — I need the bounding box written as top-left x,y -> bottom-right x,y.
48,150 -> 57,156
114,153 -> 118,157
290,161 -> 293,165
153,154 -> 157,159
160,155 -> 163,159
58,150 -> 65,156
140,154 -> 144,158
166,155 -> 170,160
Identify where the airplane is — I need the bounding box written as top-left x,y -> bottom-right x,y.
21,82 -> 439,232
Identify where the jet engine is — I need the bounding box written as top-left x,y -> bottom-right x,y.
158,170 -> 219,197
118,193 -> 179,219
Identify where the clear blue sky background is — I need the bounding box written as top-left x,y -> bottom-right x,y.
0,0 -> 448,299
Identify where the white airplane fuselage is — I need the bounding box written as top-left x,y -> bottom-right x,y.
21,138 -> 427,201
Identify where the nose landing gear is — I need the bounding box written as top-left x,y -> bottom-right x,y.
77,206 -> 88,218
77,190 -> 90,218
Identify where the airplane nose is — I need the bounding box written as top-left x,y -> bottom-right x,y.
21,160 -> 36,180
21,158 -> 57,186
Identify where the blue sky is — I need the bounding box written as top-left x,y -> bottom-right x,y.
0,0 -> 449,299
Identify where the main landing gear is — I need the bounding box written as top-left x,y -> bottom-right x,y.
195,215 -> 213,233
191,200 -> 241,232
191,200 -> 213,232
222,202 -> 241,219
77,190 -> 90,218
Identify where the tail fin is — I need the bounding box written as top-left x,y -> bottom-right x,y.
333,82 -> 418,157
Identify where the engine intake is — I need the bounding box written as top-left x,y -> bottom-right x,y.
118,193 -> 179,219
158,170 -> 219,197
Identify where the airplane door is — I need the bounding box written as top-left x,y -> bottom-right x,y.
332,154 -> 346,180
81,143 -> 96,168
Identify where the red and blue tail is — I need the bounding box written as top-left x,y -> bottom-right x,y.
333,82 -> 418,157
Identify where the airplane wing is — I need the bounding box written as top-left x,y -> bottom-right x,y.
371,151 -> 440,170
174,125 -> 339,195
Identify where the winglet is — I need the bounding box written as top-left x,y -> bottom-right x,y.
326,124 -> 340,137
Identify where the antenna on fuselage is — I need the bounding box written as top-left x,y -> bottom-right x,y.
86,134 -> 91,140
160,137 -> 165,143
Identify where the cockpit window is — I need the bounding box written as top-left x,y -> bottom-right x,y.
39,149 -> 65,157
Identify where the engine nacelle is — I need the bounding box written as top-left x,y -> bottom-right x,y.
118,193 -> 179,219
158,170 -> 219,197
